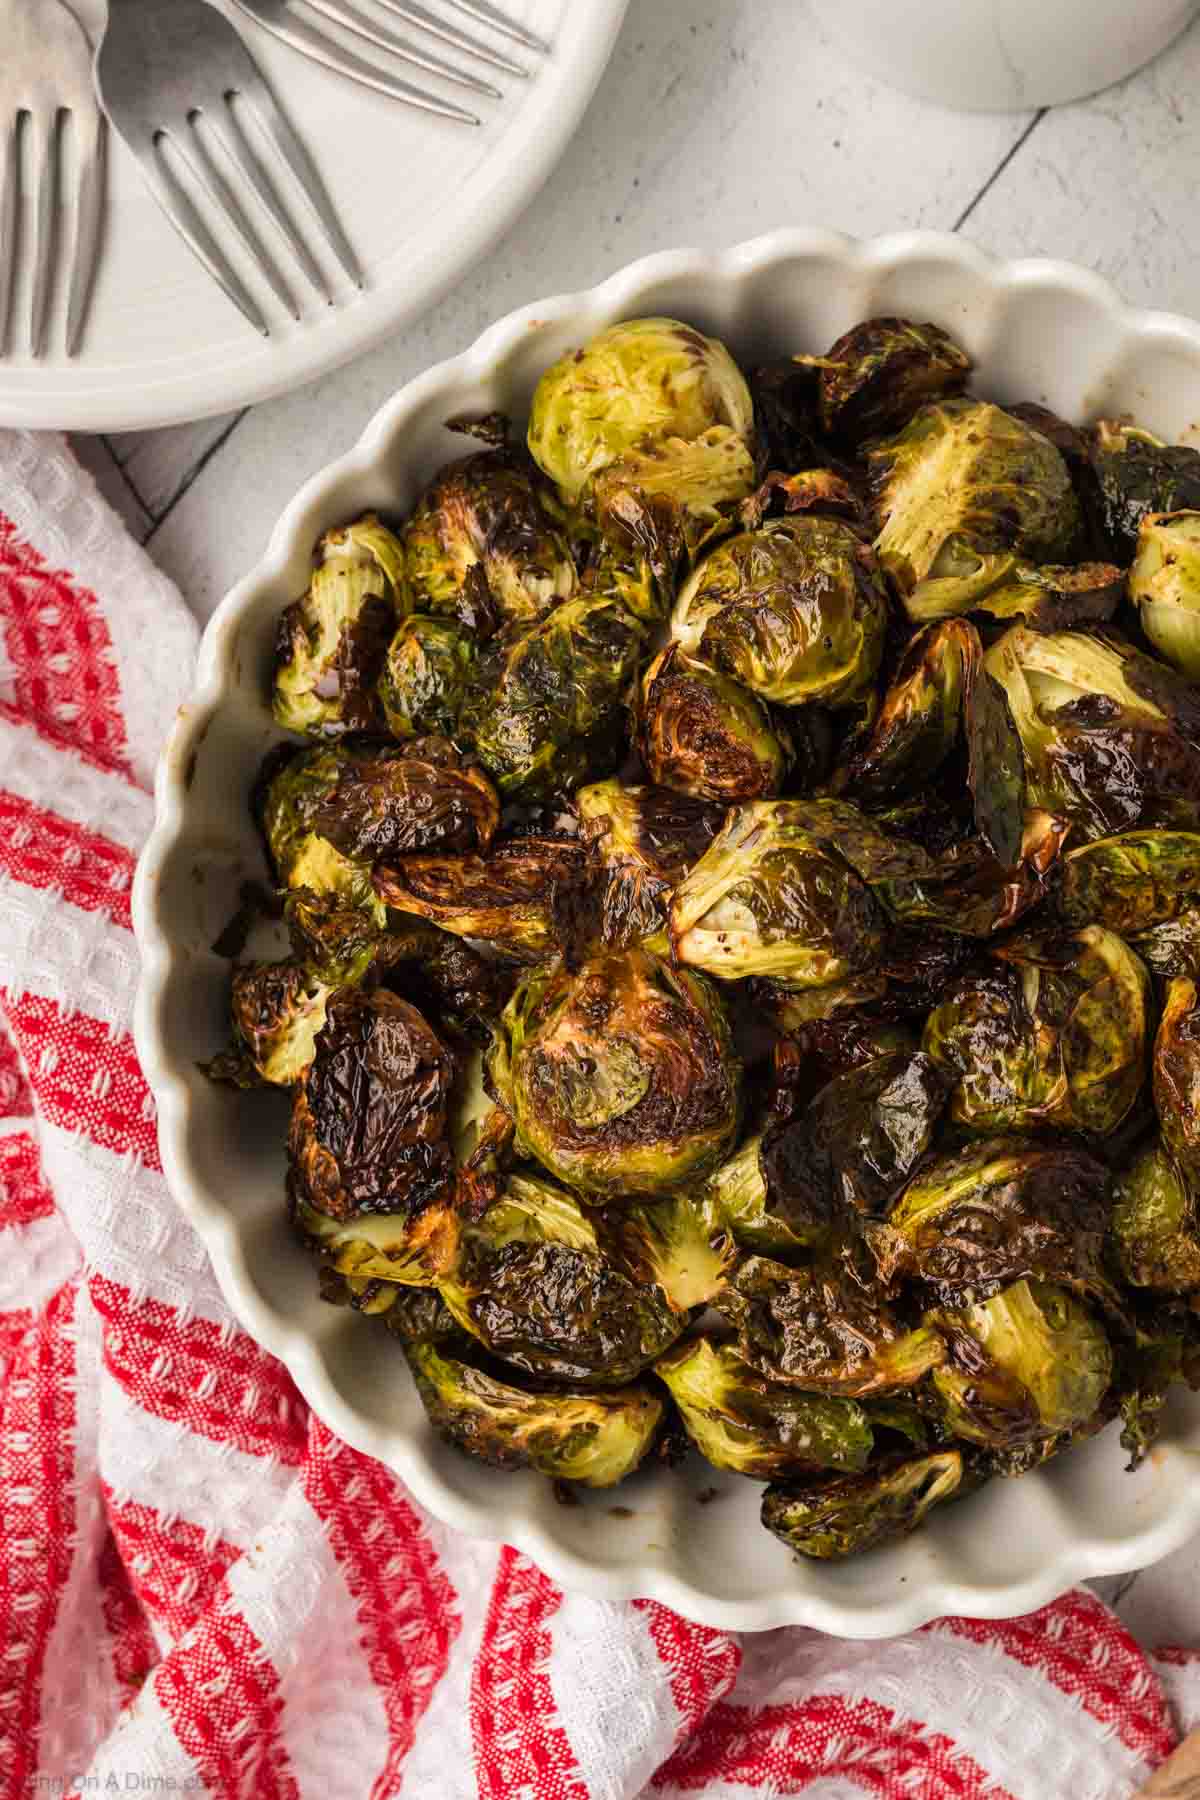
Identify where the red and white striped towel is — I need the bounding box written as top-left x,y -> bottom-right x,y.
1,427 -> 1198,1799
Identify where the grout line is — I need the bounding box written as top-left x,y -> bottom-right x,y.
952,108 -> 1048,233
144,408 -> 250,541
103,433 -> 156,522
1109,1571 -> 1141,1609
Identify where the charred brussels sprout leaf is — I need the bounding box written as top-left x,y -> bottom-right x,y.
380,1286 -> 461,1344
1130,510 -> 1200,681
1155,977 -> 1200,1172
377,616 -> 476,740
639,643 -> 792,804
400,449 -> 576,634
311,738 -> 499,861
801,317 -> 972,446
576,779 -> 724,948
927,1279 -> 1111,1450
1112,1308 -> 1200,1469
716,1254 -> 946,1396
1112,1140 -> 1200,1292
1059,830 -> 1200,933
374,833 -> 587,964
502,949 -> 741,1198
671,515 -> 887,709
272,517 -> 406,738
951,560 -> 1124,632
704,1136 -> 816,1259
527,316 -> 754,505
258,744 -> 386,923
872,837 -> 1048,938
408,1340 -> 663,1486
373,921 -> 513,1038
868,400 -> 1079,618
656,1335 -> 875,1478
1088,421 -> 1200,560
461,595 -> 645,801
762,1451 -> 964,1560
922,926 -> 1151,1139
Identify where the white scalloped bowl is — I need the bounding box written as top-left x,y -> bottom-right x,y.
133,230 -> 1200,1637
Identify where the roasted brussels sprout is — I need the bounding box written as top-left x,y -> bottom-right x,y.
761,1451 -> 965,1560
576,779 -> 724,948
1058,830 -> 1200,934
671,515 -> 887,709
704,1136 -> 814,1259
868,400 -> 1079,617
379,1285 -> 461,1344
1088,421 -> 1200,560
716,1254 -> 946,1397
613,1189 -> 736,1310
408,1339 -> 663,1486
1113,1305 -> 1200,1469
655,1335 -> 875,1478
870,1137 -> 1115,1310
374,832 -> 587,964
931,560 -> 1124,632
310,738 -> 499,861
258,744 -> 386,923
461,594 -> 645,800
1155,977 -> 1200,1172
923,926 -> 1151,1139
800,317 -> 972,446
377,616 -> 476,740
1112,1140 -> 1200,1291
1134,906 -> 1200,979
1130,510 -> 1200,681
400,449 -> 576,633
272,517 -> 406,737
638,643 -> 792,804
872,836 -> 1047,939
221,950 -> 371,1087
373,921 -> 513,1038
927,1279 -> 1112,1450
500,949 -> 741,1198
527,316 -> 754,505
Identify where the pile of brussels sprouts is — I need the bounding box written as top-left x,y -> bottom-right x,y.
209,312 -> 1200,1563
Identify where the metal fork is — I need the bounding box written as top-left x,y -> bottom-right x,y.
96,0 -> 374,336
0,0 -> 104,358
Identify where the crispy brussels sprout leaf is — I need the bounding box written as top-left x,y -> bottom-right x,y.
656,1335 -> 875,1478
502,949 -> 741,1198
964,561 -> 1124,631
258,744 -> 386,922
378,616 -> 476,740
1131,510 -> 1200,681
576,780 -> 724,948
1112,1307 -> 1200,1469
283,888 -> 381,979
527,316 -> 754,505
964,661 -> 1026,870
292,1194 -> 455,1287
1088,421 -> 1200,560
408,1340 -> 663,1487
803,317 -> 972,446
1112,1140 -> 1200,1291
716,1254 -> 946,1396
704,1137 -> 815,1259
761,1451 -> 964,1560
273,521 -> 405,737
671,515 -> 887,709
639,643 -> 792,804
1155,977 -> 1200,1172
738,466 -> 863,532
374,833 -> 588,964
1059,830 -> 1200,933
311,739 -> 499,861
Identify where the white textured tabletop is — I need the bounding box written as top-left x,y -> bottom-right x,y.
75,0 -> 1200,1646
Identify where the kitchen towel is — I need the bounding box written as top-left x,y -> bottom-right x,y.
1,426 -> 1199,1800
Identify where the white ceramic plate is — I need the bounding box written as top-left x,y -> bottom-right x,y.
134,230 -> 1200,1636
0,0 -> 626,432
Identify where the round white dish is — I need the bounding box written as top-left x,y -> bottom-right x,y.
0,0 -> 626,432
134,229 -> 1200,1636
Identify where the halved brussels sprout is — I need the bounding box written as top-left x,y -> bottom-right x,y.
870,1136 -> 1115,1310
407,1340 -> 663,1487
715,1254 -> 945,1397
438,1170 -> 684,1384
1112,1140 -> 1200,1292
927,1279 -> 1112,1450
671,515 -> 887,708
272,516 -> 406,737
920,560 -> 1124,632
527,316 -> 754,505
872,837 -> 1047,938
1088,420 -> 1200,559
258,744 -> 386,923
400,449 -> 576,633
461,594 -> 645,800
1130,510 -> 1200,681
800,317 -> 972,446
703,1136 -> 814,1259
1058,830 -> 1200,934
311,738 -> 499,861
373,833 -> 587,964
501,949 -> 741,1199
761,1451 -> 964,1560
655,1335 -> 875,1479
613,1189 -> 736,1311
922,926 -> 1151,1139
638,643 -> 792,804
295,1196 -> 456,1288
377,616 -> 477,740
1155,977 -> 1200,1172
868,400 -> 1079,617
576,779 -> 724,948
222,952 -> 367,1087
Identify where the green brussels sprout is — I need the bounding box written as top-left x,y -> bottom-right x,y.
638,643 -> 792,804
715,1254 -> 946,1397
871,837 -> 1048,939
1130,510 -> 1200,681
655,1335 -> 876,1479
380,1285 -> 461,1344
373,833 -> 587,964
377,616 -> 477,740
927,1279 -> 1112,1451
437,1170 -> 685,1384
1132,905 -> 1200,979
311,738 -> 500,862
1155,977 -> 1200,1172
703,1136 -> 814,1259
985,625 -> 1200,840
223,951 -> 371,1087
870,1136 -> 1116,1311
668,800 -> 900,987
460,594 -> 645,801
1058,830 -> 1200,934
576,779 -> 724,948
1088,420 -> 1200,560
501,949 -> 741,1199
1111,1140 -> 1200,1291
527,316 -> 754,505
407,1339 -> 663,1487
671,515 -> 887,709
612,1189 -> 736,1311
922,926 -> 1151,1139
272,516 -> 407,738
283,887 -> 382,976
761,1451 -> 965,1560
918,560 -> 1124,632
868,400 -> 1080,618
400,450 -> 576,633
799,317 -> 972,446
581,539 -> 659,624
1112,1305 -> 1200,1469
257,744 -> 385,924
288,987 -> 455,1230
